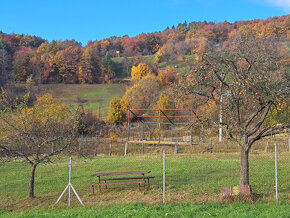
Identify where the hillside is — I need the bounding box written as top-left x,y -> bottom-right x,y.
0,15 -> 289,87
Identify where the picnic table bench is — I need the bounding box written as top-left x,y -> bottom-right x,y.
88,171 -> 154,193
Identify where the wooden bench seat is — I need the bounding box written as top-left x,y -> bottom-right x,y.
100,176 -> 155,181
88,181 -> 145,193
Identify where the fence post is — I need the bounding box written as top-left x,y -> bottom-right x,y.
171,124 -> 173,142
275,142 -> 278,201
98,105 -> 101,119
201,123 -> 204,142
141,123 -> 144,155
124,142 -> 128,156
78,133 -> 83,157
94,137 -> 98,156
190,125 -> 193,148
109,142 -> 112,156
174,143 -> 178,154
265,141 -> 268,153
163,150 -> 166,204
68,157 -> 71,207
288,138 -> 290,152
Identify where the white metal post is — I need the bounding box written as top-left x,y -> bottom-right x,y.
219,95 -> 223,142
275,143 -> 278,201
55,157 -> 85,207
68,157 -> 71,207
124,142 -> 128,155
163,150 -> 166,204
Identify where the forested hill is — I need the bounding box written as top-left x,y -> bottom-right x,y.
0,15 -> 289,86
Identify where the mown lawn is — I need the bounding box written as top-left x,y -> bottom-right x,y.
0,152 -> 288,217
1,201 -> 289,217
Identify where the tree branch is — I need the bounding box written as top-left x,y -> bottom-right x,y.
245,105 -> 266,129
38,142 -> 69,163
246,101 -> 273,138
248,123 -> 290,147
0,145 -> 33,165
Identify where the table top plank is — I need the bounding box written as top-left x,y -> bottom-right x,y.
100,176 -> 155,181
87,181 -> 146,186
92,171 -> 151,177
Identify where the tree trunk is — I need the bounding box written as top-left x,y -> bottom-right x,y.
240,147 -> 250,186
29,163 -> 37,198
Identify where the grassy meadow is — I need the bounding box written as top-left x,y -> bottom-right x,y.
0,152 -> 289,217
1,202 -> 289,217
39,83 -> 127,117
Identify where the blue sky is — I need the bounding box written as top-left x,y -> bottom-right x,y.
0,0 -> 288,45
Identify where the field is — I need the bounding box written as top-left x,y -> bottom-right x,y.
0,151 -> 289,217
39,83 -> 127,117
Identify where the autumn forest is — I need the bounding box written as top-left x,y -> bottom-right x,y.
0,15 -> 289,86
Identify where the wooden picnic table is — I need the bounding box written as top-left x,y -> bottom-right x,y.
92,171 -> 151,177
88,170 -> 154,193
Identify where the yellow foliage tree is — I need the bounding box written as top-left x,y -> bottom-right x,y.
131,63 -> 154,81
107,96 -> 123,125
0,94 -> 73,198
154,49 -> 163,63
121,75 -> 161,113
155,95 -> 170,110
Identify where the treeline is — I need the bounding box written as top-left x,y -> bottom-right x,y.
0,15 -> 289,86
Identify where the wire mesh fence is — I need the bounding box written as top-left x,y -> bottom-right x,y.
76,133 -> 289,156
0,136 -> 289,208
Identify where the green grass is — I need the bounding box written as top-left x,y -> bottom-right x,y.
39,83 -> 127,116
1,201 -> 289,217
0,152 -> 289,215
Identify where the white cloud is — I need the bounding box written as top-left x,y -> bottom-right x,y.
266,0 -> 290,12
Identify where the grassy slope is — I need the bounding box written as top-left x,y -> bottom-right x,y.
0,153 -> 289,216
39,83 -> 127,115
36,54 -> 192,116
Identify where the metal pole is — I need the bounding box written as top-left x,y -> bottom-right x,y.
109,143 -> 112,156
201,123 -> 204,142
69,157 -> 71,207
158,110 -> 161,146
55,157 -> 85,207
174,143 -> 178,154
275,142 -> 278,201
127,110 -> 130,142
219,95 -> 223,142
190,125 -> 193,147
171,124 -> 173,142
141,123 -> 144,154
163,150 -> 166,204
124,142 -> 128,156
127,123 -> 130,139
158,123 -> 161,146
98,105 -> 101,119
